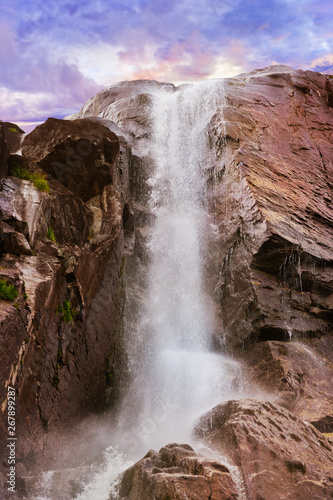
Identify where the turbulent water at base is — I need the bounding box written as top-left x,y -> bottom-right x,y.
35,82 -> 249,500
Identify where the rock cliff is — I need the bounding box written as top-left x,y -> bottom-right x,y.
1,65 -> 333,499
0,118 -> 131,492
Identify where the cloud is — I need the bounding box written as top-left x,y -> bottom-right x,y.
1,0 -> 333,124
0,19 -> 102,122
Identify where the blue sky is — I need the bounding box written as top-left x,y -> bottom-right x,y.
1,0 -> 332,131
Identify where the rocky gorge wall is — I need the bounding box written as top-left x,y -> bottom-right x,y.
0,118 -> 131,493
0,65 -> 332,499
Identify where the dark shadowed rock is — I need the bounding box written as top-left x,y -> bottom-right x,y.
2,122 -> 25,154
0,122 -> 9,183
22,117 -> 120,202
195,399 -> 333,500
115,443 -> 238,500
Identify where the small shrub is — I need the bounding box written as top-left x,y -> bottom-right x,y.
105,372 -> 114,385
9,127 -> 19,133
31,173 -> 50,193
13,303 -> 20,310
12,165 -> 31,180
47,226 -> 56,243
11,165 -> 50,193
56,299 -> 75,323
0,279 -> 18,302
23,293 -> 28,300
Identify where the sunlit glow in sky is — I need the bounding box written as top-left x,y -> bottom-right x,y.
0,0 -> 332,130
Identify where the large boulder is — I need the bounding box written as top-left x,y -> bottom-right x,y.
22,117 -> 120,202
116,443 -> 238,500
2,122 -> 25,154
195,399 -> 333,500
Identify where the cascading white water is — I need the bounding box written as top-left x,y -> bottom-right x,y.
116,83 -> 241,452
49,82 -> 250,500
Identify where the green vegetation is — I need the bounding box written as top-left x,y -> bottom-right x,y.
9,127 -> 19,133
13,303 -> 20,310
52,367 -> 60,388
31,173 -> 50,192
11,165 -> 31,181
120,255 -> 126,277
105,372 -> 114,385
47,226 -> 56,243
23,293 -> 28,300
11,165 -> 50,193
56,299 -> 75,323
0,279 -> 18,302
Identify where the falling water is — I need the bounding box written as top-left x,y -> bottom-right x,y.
34,82 -> 250,500
117,82 -> 241,450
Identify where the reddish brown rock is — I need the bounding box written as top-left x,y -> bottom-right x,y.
245,338 -> 333,424
195,399 -> 333,500
0,118 -> 131,484
205,66 -> 333,350
2,122 -> 25,154
116,443 -> 238,500
72,65 -> 333,350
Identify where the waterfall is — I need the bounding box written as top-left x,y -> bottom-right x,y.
39,81 -> 249,500
116,82 -> 241,452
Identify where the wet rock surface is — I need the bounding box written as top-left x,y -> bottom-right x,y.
195,399 -> 333,500
245,338 -> 333,423
207,66 -> 333,350
115,443 -> 238,500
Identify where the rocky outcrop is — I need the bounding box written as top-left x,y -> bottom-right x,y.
205,66 -> 333,350
245,338 -> 333,425
0,122 -> 9,184
2,122 -> 25,154
115,443 -> 238,500
22,117 -> 120,202
195,399 -> 333,500
67,80 -> 175,150
0,117 -> 131,488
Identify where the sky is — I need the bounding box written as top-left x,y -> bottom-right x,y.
0,0 -> 333,132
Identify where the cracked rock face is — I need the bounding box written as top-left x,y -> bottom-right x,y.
195,399 -> 333,500
115,443 -> 238,500
206,65 -> 333,350
0,118 -> 131,483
